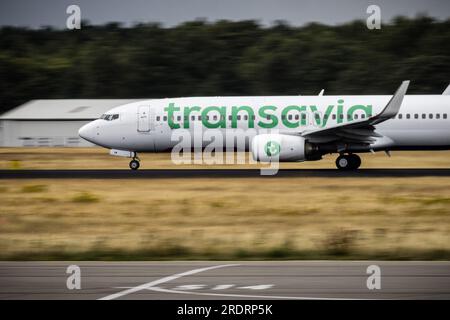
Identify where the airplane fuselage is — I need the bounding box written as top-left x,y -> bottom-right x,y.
79,95 -> 450,153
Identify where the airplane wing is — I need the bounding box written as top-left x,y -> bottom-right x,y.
301,81 -> 410,146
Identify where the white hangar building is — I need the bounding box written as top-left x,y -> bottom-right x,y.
0,99 -> 140,147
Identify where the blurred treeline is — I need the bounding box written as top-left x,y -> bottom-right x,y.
0,16 -> 449,113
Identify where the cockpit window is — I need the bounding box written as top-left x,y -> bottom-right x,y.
100,114 -> 119,121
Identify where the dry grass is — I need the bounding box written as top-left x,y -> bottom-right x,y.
0,177 -> 449,260
1,147 -> 449,260
0,147 -> 450,169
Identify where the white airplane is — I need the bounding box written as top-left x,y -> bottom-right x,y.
78,81 -> 450,170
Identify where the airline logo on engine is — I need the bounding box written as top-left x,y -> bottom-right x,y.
264,141 -> 280,157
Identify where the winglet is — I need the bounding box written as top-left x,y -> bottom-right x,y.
301,81 -> 409,138
318,89 -> 324,96
371,80 -> 409,125
443,84 -> 450,95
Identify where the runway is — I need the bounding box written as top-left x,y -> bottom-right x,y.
1,168 -> 450,179
0,261 -> 449,300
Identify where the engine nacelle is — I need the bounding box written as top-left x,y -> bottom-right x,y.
252,134 -> 315,162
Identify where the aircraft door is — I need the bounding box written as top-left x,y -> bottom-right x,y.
137,106 -> 155,132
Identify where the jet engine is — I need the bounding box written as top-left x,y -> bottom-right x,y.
251,134 -> 319,162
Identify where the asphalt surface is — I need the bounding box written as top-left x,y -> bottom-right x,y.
1,168 -> 450,179
0,261 -> 449,300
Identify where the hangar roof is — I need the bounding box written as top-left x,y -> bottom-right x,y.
0,99 -> 143,120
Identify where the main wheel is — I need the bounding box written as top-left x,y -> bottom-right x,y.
336,154 -> 361,170
336,155 -> 351,170
129,159 -> 140,170
348,154 -> 361,169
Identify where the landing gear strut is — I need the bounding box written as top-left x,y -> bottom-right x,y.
336,154 -> 361,170
129,153 -> 140,170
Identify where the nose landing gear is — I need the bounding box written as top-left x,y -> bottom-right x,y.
129,153 -> 140,170
129,159 -> 140,170
336,154 -> 361,170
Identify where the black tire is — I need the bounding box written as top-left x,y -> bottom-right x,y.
129,159 -> 140,170
336,155 -> 351,170
349,154 -> 361,169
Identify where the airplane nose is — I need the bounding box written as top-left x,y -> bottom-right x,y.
78,124 -> 88,139
78,122 -> 97,144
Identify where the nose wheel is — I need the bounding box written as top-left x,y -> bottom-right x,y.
336,154 -> 361,170
129,159 -> 140,170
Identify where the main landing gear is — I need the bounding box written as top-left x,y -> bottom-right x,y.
129,153 -> 140,170
335,154 -> 361,170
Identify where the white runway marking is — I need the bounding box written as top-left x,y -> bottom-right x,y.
237,284 -> 274,290
172,284 -> 273,290
146,286 -> 365,300
212,284 -> 235,290
173,284 -> 206,290
98,264 -> 239,300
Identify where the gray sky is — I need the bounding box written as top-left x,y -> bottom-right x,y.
0,0 -> 449,28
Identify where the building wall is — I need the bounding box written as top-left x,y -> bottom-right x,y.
0,121 -> 4,146
0,120 -> 94,147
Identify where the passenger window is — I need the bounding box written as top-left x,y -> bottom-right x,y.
332,114 -> 336,120
398,114 -> 402,119
354,114 -> 358,119
237,115 -> 241,120
406,114 -> 410,119
191,115 -> 195,121
288,114 -> 292,120
198,116 -> 202,121
339,114 -> 344,119
244,115 -> 248,120
177,116 -> 181,121
422,114 -> 426,119
295,114 -> 299,120
163,116 -> 167,121
228,115 -> 232,121
361,114 -> 365,119
436,114 -> 440,119
414,114 -> 418,119
429,114 -> 433,119
444,114 -> 448,119
156,116 -> 160,121
213,115 -> 217,121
